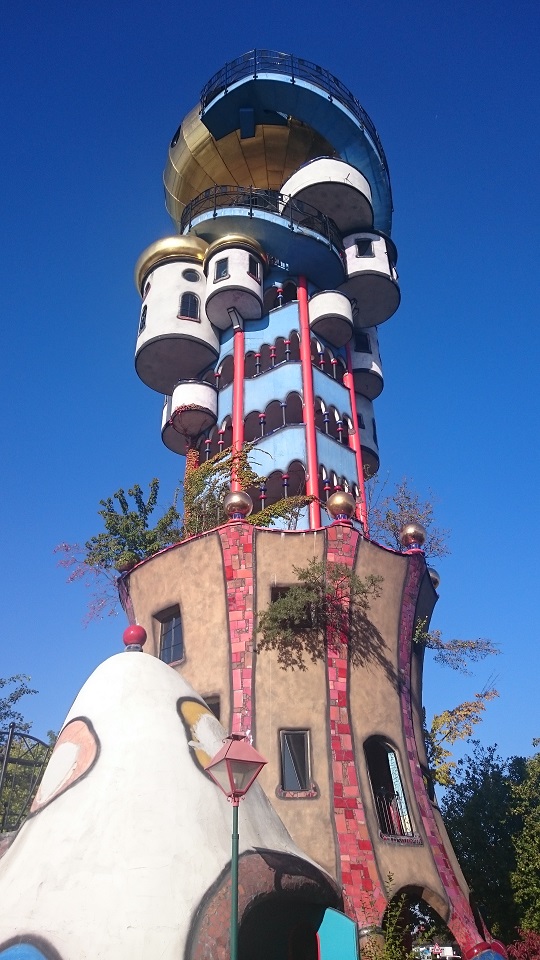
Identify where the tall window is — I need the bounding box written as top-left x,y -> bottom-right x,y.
355,238 -> 375,257
138,304 -> 147,334
280,730 -> 310,791
214,258 -> 229,281
364,737 -> 413,837
248,254 -> 259,280
178,292 -> 200,321
354,330 -> 371,354
158,606 -> 184,664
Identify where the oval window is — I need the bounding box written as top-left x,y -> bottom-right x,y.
182,268 -> 200,282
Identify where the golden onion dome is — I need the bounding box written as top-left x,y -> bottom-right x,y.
326,491 -> 357,521
164,105 -> 338,226
134,235 -> 209,294
203,234 -> 268,270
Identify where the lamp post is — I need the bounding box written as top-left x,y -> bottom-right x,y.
206,734 -> 267,960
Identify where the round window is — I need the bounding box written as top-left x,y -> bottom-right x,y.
182,269 -> 200,283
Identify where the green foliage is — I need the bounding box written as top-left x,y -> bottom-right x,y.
441,742 -> 526,942
416,625 -> 499,675
256,559 -> 383,671
85,479 -> 182,568
367,477 -> 450,560
0,731 -> 52,832
511,744 -> 540,932
0,676 -> 37,730
182,444 -> 314,537
423,690 -> 499,786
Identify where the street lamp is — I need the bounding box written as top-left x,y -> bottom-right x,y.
206,734 -> 267,960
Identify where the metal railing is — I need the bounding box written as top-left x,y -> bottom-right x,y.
0,723 -> 52,832
375,787 -> 413,837
200,49 -> 390,181
180,185 -> 343,255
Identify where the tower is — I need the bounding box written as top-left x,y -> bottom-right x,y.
126,50 -> 504,960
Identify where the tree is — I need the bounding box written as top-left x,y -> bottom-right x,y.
508,929 -> 540,960
423,690 -> 499,786
511,743 -> 540,932
441,742 -> 526,943
366,476 -> 450,560
58,446 -> 314,622
0,675 -> 37,730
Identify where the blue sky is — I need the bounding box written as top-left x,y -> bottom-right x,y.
2,0 -> 539,764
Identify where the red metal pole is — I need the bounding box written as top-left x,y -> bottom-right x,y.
298,277 -> 321,529
344,344 -> 368,534
231,326 -> 245,492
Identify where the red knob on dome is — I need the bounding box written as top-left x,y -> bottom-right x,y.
123,624 -> 147,647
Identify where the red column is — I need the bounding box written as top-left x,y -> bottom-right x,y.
298,277 -> 321,529
344,344 -> 368,534
231,325 -> 245,492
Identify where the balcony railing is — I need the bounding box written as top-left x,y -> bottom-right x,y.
0,723 -> 52,832
375,787 -> 413,837
180,185 -> 344,255
200,50 -> 389,180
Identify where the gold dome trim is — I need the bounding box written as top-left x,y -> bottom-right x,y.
134,235 -> 209,293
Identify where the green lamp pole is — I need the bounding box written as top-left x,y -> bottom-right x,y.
206,734 -> 267,960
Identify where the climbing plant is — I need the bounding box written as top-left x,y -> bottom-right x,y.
256,559 -> 383,671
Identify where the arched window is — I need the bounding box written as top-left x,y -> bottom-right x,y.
245,352 -> 257,378
244,409 -> 262,442
289,331 -> 301,362
260,343 -> 272,373
178,292 -> 200,321
364,738 -> 413,837
314,398 -> 326,433
285,392 -> 303,425
218,355 -> 234,389
274,337 -> 287,365
282,280 -> 297,304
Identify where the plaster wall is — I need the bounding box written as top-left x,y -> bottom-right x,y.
126,532 -> 232,729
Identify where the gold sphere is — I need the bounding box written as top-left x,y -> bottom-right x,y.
134,234 -> 209,293
223,490 -> 253,520
428,567 -> 440,590
326,491 -> 357,520
399,521 -> 427,549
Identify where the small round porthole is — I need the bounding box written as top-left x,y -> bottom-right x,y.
182,269 -> 200,283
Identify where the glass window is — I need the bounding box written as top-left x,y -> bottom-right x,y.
158,607 -> 184,664
214,258 -> 229,281
178,292 -> 200,321
280,730 -> 310,791
182,268 -> 200,283
355,238 -> 375,257
358,412 -> 366,429
248,255 -> 259,280
372,418 -> 378,445
364,738 -> 413,837
138,305 -> 147,334
354,331 -> 371,354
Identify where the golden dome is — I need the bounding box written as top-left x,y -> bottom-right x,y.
134,235 -> 209,293
164,105 -> 338,226
399,521 -> 427,549
427,567 -> 440,590
326,491 -> 357,521
203,234 -> 268,270
223,490 -> 253,520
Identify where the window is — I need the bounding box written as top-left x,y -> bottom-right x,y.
182,268 -> 200,283
138,305 -> 147,334
247,255 -> 259,280
364,738 -> 413,837
355,239 -> 375,257
280,730 -> 310,791
214,258 -> 229,281
178,292 -> 200,321
158,607 -> 184,664
358,412 -> 366,429
372,418 -> 378,445
354,330 -> 371,354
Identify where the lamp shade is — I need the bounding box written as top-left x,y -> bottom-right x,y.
205,734 -> 267,799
